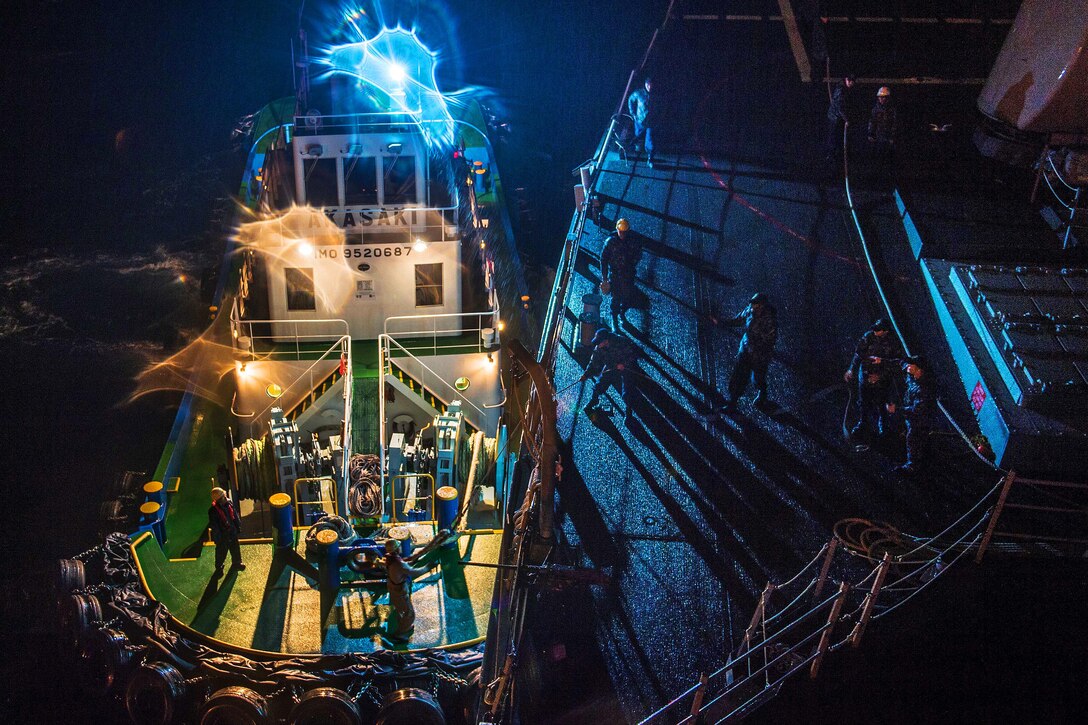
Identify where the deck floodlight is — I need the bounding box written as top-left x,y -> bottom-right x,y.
413,238 -> 428,253
304,144 -> 324,157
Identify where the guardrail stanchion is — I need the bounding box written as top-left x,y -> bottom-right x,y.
976,470 -> 1016,564
813,539 -> 838,599
849,552 -> 890,647
685,672 -> 709,723
810,582 -> 849,679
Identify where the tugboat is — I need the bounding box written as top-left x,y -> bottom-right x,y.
54,13 -> 526,725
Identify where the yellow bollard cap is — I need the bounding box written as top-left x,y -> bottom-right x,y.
143,481 -> 164,494
437,486 -> 458,502
315,529 -> 339,546
388,525 -> 410,542
139,501 -> 161,516
269,493 -> 291,508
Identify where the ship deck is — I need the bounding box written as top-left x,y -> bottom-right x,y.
131,526 -> 500,654
520,2 -> 1057,722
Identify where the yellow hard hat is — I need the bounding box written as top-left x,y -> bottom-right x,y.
615,218 -> 630,232
877,86 -> 891,97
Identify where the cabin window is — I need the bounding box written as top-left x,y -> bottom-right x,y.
414,263 -> 443,307
305,158 -> 339,207
344,156 -> 378,206
285,268 -> 316,311
383,155 -> 417,205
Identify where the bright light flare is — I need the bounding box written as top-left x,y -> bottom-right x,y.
298,240 -> 315,257
413,237 -> 428,253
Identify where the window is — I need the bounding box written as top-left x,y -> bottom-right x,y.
414,263 -> 443,307
344,156 -> 378,206
304,158 -> 339,206
285,268 -> 316,311
383,155 -> 417,205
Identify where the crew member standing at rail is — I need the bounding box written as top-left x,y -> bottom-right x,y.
600,218 -> 644,328
628,76 -> 657,168
581,328 -> 637,423
867,86 -> 898,179
897,355 -> 934,474
845,318 -> 903,443
209,487 -> 245,576
714,292 -> 778,413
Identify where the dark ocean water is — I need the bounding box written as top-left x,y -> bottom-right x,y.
2,1 -> 1084,723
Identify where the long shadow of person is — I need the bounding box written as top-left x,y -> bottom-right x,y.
192,568 -> 238,633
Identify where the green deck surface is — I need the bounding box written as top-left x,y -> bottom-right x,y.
161,401 -> 231,558
135,529 -> 499,654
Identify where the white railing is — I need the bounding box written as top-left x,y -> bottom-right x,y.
378,333 -> 491,489
383,309 -> 498,356
230,296 -> 350,357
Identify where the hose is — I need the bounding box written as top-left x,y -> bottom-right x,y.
347,453 -> 382,518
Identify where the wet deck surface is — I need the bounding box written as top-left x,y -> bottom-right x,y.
522,4 -> 1029,721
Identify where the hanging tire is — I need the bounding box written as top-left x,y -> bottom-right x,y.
78,627 -> 134,693
288,687 -> 361,725
56,558 -> 86,597
125,661 -> 188,725
101,498 -> 131,534
376,688 -> 446,725
61,593 -> 103,647
199,686 -> 269,725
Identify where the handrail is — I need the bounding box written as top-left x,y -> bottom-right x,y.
1046,152 -> 1078,193
379,334 -> 489,423
247,336 -> 351,424
383,308 -> 498,356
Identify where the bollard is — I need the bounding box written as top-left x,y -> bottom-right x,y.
139,501 -> 167,543
142,481 -> 165,505
436,486 -> 459,542
269,493 -> 294,548
316,529 -> 341,593
388,526 -> 413,558
579,294 -> 603,348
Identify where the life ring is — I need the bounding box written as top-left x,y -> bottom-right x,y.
375,688 -> 446,725
125,661 -> 188,725
288,687 -> 361,725
78,627 -> 134,693
60,593 -> 103,648
198,686 -> 269,725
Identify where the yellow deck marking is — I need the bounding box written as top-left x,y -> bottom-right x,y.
777,0 -> 812,82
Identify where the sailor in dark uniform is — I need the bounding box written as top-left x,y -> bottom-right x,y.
581,328 -> 637,423
845,318 -> 903,442
897,355 -> 934,473
715,292 -> 778,412
600,218 -> 644,327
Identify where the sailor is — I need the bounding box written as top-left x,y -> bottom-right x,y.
714,293 -> 778,413
867,86 -> 898,172
825,74 -> 855,163
208,487 -> 245,576
627,76 -> 657,168
581,327 -> 637,423
844,318 -> 904,442
383,539 -> 435,641
897,355 -> 934,473
600,218 -> 644,327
